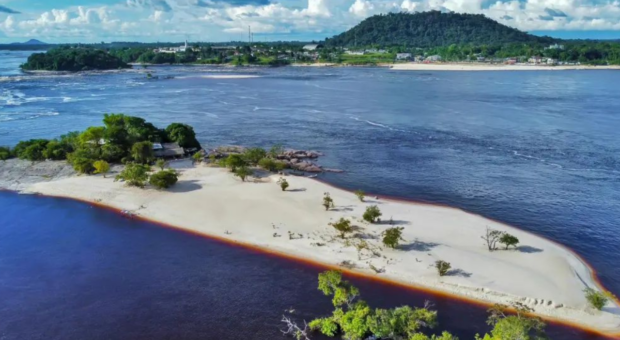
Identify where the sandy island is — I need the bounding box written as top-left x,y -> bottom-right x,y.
1,158 -> 619,336
390,63 -> 620,71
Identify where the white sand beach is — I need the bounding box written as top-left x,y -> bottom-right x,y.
2,159 -> 619,335
390,63 -> 620,71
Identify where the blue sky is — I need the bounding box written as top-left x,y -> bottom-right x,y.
1,0 -> 619,43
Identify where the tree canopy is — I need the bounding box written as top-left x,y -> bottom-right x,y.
309,270 -> 452,340
165,123 -> 201,149
325,11 -> 554,48
21,47 -> 130,72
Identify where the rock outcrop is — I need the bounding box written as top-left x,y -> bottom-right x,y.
205,146 -> 341,174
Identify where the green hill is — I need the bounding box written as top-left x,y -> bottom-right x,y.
325,11 -> 555,47
21,47 -> 130,72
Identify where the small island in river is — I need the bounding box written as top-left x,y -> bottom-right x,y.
1,115 -> 619,338
20,46 -> 130,72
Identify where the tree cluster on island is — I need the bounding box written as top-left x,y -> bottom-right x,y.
209,145 -> 290,182
281,270 -> 550,340
1,114 -> 201,190
20,46 -> 130,71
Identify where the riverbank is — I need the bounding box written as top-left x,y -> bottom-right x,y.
1,158 -> 619,336
390,63 -> 620,71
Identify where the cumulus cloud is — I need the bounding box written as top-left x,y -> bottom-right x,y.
1,0 -> 620,42
127,0 -> 173,12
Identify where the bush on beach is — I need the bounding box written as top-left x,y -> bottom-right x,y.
149,169 -> 179,189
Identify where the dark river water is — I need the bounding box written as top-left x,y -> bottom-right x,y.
0,191 -> 607,340
1,50 -> 620,339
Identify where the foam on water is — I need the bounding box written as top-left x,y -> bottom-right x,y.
0,110 -> 59,122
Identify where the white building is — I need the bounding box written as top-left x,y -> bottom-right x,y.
528,56 -> 543,64
345,50 -> 365,55
154,40 -> 191,54
396,53 -> 412,60
426,55 -> 442,62
179,40 -> 189,53
303,44 -> 320,51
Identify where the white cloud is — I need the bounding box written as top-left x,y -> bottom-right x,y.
307,0 -> 332,17
1,0 -> 620,43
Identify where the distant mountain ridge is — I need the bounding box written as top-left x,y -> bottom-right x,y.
325,11 -> 556,47
11,39 -> 47,45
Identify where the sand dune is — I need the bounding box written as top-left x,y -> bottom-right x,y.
8,159 -> 617,335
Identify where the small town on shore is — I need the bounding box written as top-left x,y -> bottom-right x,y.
11,12 -> 620,72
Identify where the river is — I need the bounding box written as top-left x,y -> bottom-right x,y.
1,50 -> 619,339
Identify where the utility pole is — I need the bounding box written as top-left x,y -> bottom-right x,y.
248,25 -> 251,45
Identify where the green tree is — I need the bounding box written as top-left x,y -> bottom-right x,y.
584,288 -> 612,311
330,218 -> 352,238
338,301 -> 372,340
363,205 -> 382,223
258,157 -> 286,172
234,166 -> 253,182
476,303 -> 547,340
67,148 -> 96,174
93,160 -> 110,177
58,131 -> 81,152
354,189 -> 365,202
123,116 -> 164,143
131,141 -> 154,164
192,151 -> 203,164
14,139 -> 49,161
318,270 -> 360,308
115,163 -> 150,188
243,147 -> 267,165
100,143 -> 127,163
165,123 -> 201,149
410,331 -> 458,340
156,158 -> 166,170
278,177 -> 289,191
435,260 -> 451,276
42,140 -> 69,160
499,233 -> 519,250
79,126 -> 106,152
269,144 -> 285,158
149,169 -> 179,189
323,192 -> 335,211
225,154 -> 246,172
368,306 -> 438,339
308,270 -> 446,340
382,227 -> 404,249
0,146 -> 11,161
103,113 -> 130,147
308,318 -> 338,337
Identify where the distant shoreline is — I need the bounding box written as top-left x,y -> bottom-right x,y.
389,63 -> 620,71
17,62 -> 620,73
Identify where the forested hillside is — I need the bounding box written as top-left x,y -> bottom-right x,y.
325,11 -> 555,47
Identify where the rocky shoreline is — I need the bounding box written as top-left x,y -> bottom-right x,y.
205,146 -> 343,174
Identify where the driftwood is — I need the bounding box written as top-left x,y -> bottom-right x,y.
280,316 -> 311,340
